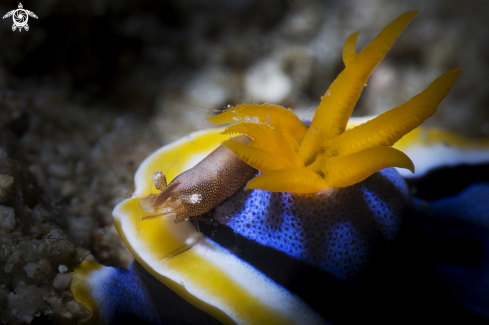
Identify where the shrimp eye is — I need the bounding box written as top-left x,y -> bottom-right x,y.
152,170 -> 167,191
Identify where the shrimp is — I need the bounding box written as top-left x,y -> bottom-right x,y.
139,135 -> 257,260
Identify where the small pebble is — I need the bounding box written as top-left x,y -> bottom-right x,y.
7,250 -> 22,264
60,181 -> 75,198
245,59 -> 292,103
53,273 -> 72,291
23,263 -> 37,278
0,174 -> 13,187
58,264 -> 68,273
0,205 -> 16,233
47,229 -> 61,239
67,300 -> 90,319
4,263 -> 13,273
83,254 -> 94,261
48,163 -> 70,178
38,259 -> 52,274
0,174 -> 14,203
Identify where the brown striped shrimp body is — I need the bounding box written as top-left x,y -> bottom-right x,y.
139,135 -> 257,224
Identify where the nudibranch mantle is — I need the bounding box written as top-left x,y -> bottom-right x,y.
109,127 -> 430,324
213,167 -> 412,281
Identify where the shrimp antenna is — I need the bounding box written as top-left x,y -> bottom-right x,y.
97,139 -> 133,196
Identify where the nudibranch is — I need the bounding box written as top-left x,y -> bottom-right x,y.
71,10 -> 489,325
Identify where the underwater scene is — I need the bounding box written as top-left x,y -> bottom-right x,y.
0,1 -> 489,324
